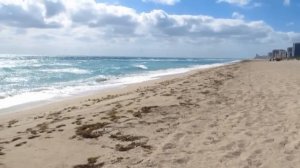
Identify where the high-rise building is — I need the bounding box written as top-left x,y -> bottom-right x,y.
272,49 -> 280,58
293,43 -> 300,57
268,52 -> 273,57
272,49 -> 287,60
287,47 -> 293,57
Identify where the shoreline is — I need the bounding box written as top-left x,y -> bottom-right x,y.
0,61 -> 245,168
6,59 -> 300,167
0,60 -> 239,115
0,57 -> 238,111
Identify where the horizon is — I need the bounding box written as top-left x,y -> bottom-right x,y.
0,54 -> 244,59
0,0 -> 299,57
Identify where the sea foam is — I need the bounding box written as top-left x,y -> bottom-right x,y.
0,56 -> 238,111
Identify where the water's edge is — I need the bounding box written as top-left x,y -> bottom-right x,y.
0,60 -> 240,113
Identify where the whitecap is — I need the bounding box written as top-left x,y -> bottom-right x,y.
3,77 -> 28,83
134,64 -> 148,70
0,59 -> 240,111
40,68 -> 91,74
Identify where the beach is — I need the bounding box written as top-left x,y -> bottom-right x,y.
1,60 -> 300,168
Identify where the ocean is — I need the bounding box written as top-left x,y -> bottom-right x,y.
0,56 -> 238,111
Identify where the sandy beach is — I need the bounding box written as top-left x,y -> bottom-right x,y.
1,60 -> 300,168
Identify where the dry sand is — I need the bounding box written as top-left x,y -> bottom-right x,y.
1,60 -> 300,168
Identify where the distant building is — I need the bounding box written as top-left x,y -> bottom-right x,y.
254,54 -> 268,59
293,43 -> 300,57
268,52 -> 273,57
287,47 -> 293,57
272,49 -> 287,60
279,49 -> 287,58
272,49 -> 279,58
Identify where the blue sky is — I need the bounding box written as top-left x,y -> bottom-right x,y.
0,0 -> 299,58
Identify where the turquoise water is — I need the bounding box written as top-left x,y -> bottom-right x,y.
0,56 -> 238,110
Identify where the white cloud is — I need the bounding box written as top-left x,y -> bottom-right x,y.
283,0 -> 290,6
44,0 -> 65,17
137,9 -> 272,44
0,0 -> 298,57
232,12 -> 245,19
0,0 -> 64,28
217,0 -> 251,6
142,0 -> 180,5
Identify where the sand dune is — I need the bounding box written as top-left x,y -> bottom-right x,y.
1,60 -> 300,168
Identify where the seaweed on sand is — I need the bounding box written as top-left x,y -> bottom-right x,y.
110,133 -> 145,142
73,157 -> 104,168
75,122 -> 109,139
115,141 -> 152,152
140,106 -> 158,114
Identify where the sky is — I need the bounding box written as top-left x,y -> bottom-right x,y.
0,0 -> 299,58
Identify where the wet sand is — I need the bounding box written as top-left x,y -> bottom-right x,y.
1,60 -> 300,168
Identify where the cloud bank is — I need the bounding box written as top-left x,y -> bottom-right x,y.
0,0 -> 299,57
142,0 -> 180,5
217,0 -> 251,6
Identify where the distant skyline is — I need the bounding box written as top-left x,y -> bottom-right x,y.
0,0 -> 299,58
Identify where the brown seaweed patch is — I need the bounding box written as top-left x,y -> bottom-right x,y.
15,141 -> 27,147
75,123 -> 109,139
162,93 -> 172,96
107,111 -> 123,122
56,124 -> 66,128
0,141 -> 10,145
50,117 -> 72,124
11,137 -> 22,142
0,147 -> 4,155
28,135 -> 40,139
127,110 -> 134,113
115,143 -> 135,152
133,111 -> 142,118
36,122 -> 49,133
110,133 -> 145,142
8,119 -> 18,128
125,102 -> 134,106
111,157 -> 123,164
140,106 -> 158,114
72,117 -> 85,125
73,162 -> 104,168
73,157 -> 104,168
213,79 -> 223,86
115,142 -> 152,152
201,90 -> 210,95
25,128 -> 38,135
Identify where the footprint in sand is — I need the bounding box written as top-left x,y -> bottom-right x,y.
243,149 -> 263,168
15,141 -> 27,147
162,143 -> 176,151
173,133 -> 185,141
173,156 -> 190,165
